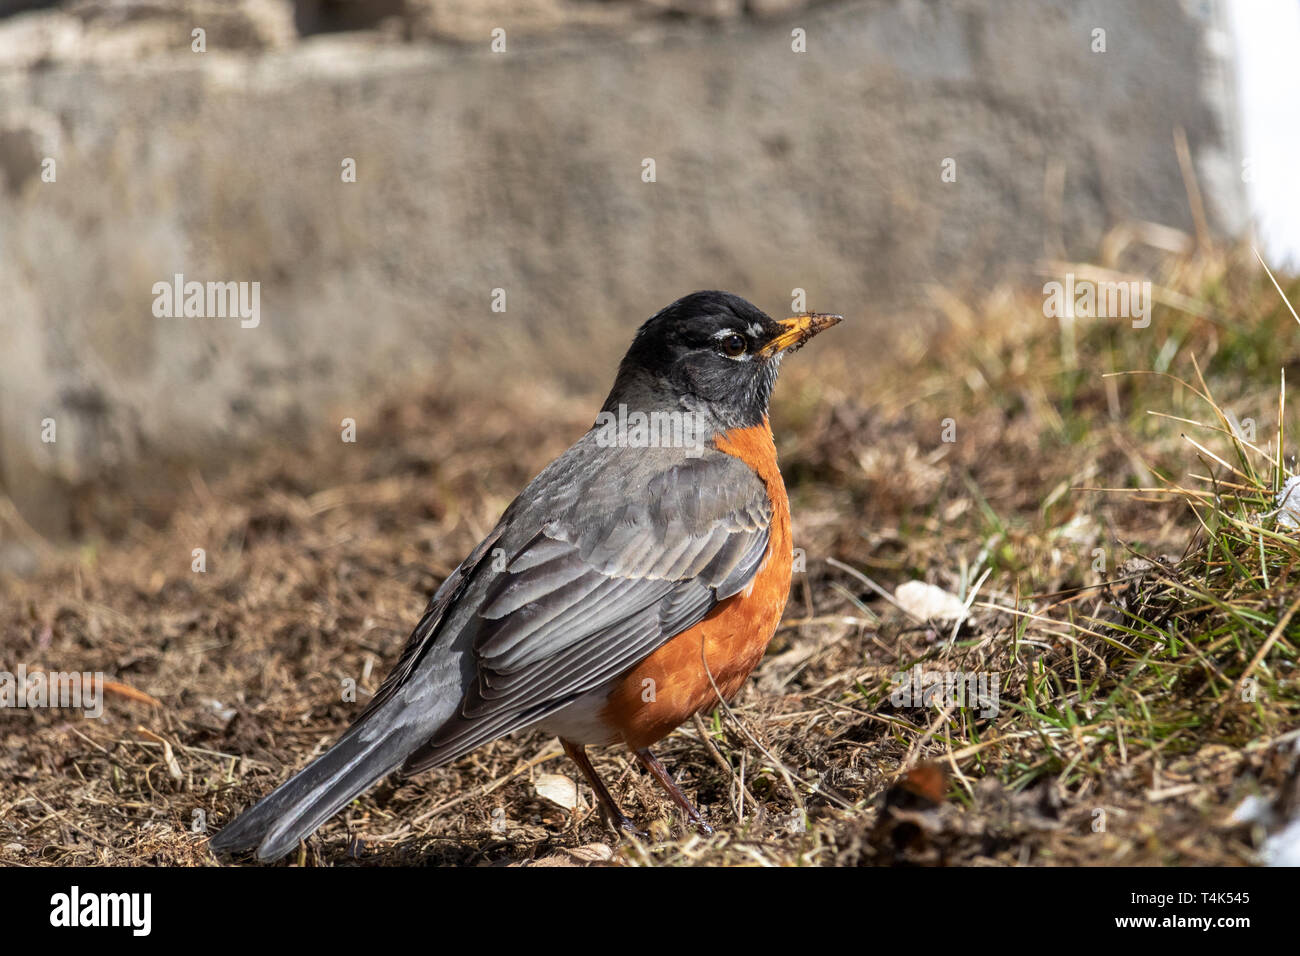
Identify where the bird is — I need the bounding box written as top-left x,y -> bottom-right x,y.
209,290 -> 841,861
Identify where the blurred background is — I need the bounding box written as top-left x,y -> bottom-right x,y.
3,0 -> 1300,870
0,0 -> 1295,556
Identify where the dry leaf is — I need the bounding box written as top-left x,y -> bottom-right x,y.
894,580 -> 969,622
534,773 -> 578,810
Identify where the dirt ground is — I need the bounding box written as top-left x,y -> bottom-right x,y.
2,248 -> 1298,866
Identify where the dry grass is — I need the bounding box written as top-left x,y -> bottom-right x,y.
2,243 -> 1298,866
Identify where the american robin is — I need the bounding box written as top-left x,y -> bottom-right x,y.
210,290 -> 841,860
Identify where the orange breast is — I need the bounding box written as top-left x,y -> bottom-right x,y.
602,419 -> 792,750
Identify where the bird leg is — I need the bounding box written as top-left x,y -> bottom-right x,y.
634,747 -> 713,834
560,739 -> 646,837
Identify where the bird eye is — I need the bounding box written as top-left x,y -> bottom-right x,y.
720,334 -> 747,357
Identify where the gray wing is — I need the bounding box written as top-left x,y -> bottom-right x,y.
400,447 -> 773,773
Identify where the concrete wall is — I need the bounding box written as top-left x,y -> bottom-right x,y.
0,0 -> 1246,542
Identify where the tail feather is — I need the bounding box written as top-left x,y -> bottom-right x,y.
210,709 -> 430,862
213,532 -> 494,861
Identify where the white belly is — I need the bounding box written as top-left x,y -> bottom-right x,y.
535,683 -> 622,746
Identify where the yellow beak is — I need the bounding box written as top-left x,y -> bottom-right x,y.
758,313 -> 844,357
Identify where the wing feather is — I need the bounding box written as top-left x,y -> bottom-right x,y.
398,442 -> 777,774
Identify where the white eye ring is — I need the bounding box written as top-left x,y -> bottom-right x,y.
713,330 -> 748,359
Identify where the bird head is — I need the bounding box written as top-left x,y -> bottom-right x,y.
605,291 -> 842,429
